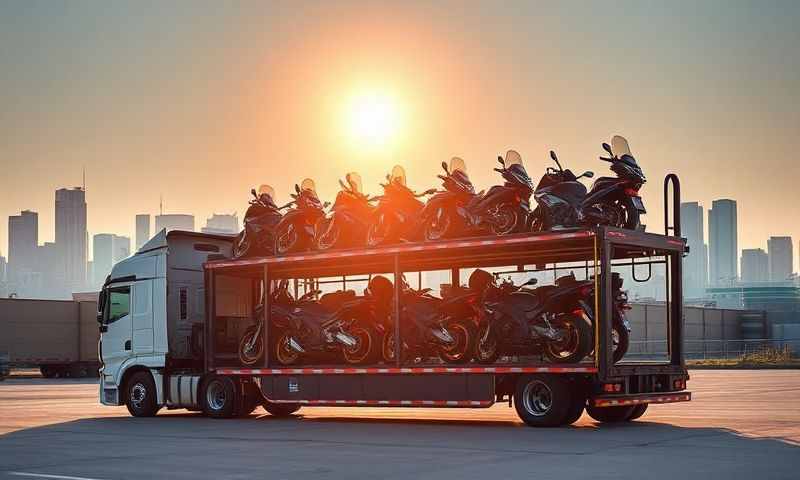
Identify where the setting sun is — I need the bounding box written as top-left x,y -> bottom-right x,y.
345,90 -> 401,148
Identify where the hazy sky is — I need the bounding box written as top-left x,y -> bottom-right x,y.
1,1 -> 799,270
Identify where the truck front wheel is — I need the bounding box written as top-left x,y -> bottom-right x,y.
201,375 -> 238,419
125,371 -> 160,417
513,374 -> 572,427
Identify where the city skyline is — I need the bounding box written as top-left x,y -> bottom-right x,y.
1,1 -> 800,270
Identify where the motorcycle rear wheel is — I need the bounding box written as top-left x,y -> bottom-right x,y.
544,314 -> 593,364
238,326 -> 263,366
342,326 -> 377,365
438,320 -> 475,364
274,333 -> 301,366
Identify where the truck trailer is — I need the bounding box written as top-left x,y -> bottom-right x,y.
0,297 -> 99,378
99,206 -> 691,426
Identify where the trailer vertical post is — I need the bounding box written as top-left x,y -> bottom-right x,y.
670,251 -> 684,367
393,254 -> 402,368
598,228 -> 613,381
204,268 -> 216,371
263,264 -> 270,369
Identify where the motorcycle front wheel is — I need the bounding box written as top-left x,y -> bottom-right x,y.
438,320 -> 475,364
612,324 -> 630,363
529,206 -> 552,232
275,224 -> 301,255
619,197 -> 642,230
316,218 -> 342,250
544,314 -> 593,364
424,207 -> 453,241
238,325 -> 263,366
232,231 -> 251,259
367,216 -> 395,247
474,323 -> 500,364
490,204 -> 522,236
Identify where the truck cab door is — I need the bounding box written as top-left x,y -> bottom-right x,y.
99,284 -> 133,381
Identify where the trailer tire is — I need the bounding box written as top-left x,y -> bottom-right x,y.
561,384 -> 587,426
627,404 -> 648,420
514,375 -> 572,427
236,383 -> 263,417
201,375 -> 238,419
585,403 -> 635,423
125,371 -> 160,417
263,402 -> 301,417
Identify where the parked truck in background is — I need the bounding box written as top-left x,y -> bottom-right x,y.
0,297 -> 99,377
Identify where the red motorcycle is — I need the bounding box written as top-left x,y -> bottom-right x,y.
316,172 -> 375,250
366,166 -> 435,246
274,179 -> 328,255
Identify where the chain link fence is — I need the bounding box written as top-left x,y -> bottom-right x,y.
627,338 -> 799,361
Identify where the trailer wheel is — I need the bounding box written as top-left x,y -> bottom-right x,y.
585,403 -> 635,423
263,402 -> 301,417
202,375 -> 238,418
627,404 -> 648,420
125,371 -> 160,417
236,382 -> 263,417
514,375 -> 572,427
561,383 -> 587,426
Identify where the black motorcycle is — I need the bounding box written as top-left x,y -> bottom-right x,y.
421,152 -> 533,241
316,172 -> 375,251
532,136 -> 646,231
472,271 -> 593,364
366,165 -> 435,246
266,281 -> 379,366
232,185 -> 288,259
378,277 -> 476,364
274,178 -> 329,255
573,272 -> 631,363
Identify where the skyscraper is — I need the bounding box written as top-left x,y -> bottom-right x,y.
741,248 -> 769,283
135,214 -> 151,251
201,213 -> 239,234
55,187 -> 87,290
8,210 -> 38,285
680,202 -> 707,297
155,214 -> 194,233
708,199 -> 738,286
768,236 -> 793,281
92,234 -> 131,287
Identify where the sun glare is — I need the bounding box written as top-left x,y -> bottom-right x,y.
345,91 -> 400,148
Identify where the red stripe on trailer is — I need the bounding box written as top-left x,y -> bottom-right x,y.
592,392 -> 691,407
216,365 -> 597,375
205,230 -> 595,269
268,399 -> 493,407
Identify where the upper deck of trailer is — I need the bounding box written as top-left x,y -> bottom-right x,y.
204,226 -> 685,278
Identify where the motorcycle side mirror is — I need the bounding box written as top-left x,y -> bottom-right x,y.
549,150 -> 558,161
250,188 -> 258,198
581,171 -> 594,178
294,184 -> 300,193
497,155 -> 505,166
441,161 -> 449,174
602,143 -> 613,156
523,277 -> 538,286
423,188 -> 437,195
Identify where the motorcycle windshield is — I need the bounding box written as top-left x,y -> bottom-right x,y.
449,157 -> 467,174
611,135 -> 632,157
346,172 -> 363,194
258,184 -> 276,202
390,165 -> 407,186
504,150 -> 523,168
301,178 -> 317,194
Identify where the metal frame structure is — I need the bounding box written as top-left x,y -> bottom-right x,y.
203,226 -> 687,383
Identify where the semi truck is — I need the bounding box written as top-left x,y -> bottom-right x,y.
0,297 -> 99,378
99,205 -> 691,426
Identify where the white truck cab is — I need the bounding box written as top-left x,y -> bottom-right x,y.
98,230 -> 233,416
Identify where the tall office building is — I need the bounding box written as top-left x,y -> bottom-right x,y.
92,234 -> 131,287
741,248 -> 769,283
8,210 -> 38,284
0,253 -> 6,283
135,214 -> 151,251
201,213 -> 239,234
55,187 -> 87,290
680,202 -> 707,298
708,199 -> 737,286
768,236 -> 793,281
155,214 -> 194,233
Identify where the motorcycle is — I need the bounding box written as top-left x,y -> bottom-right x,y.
471,271 -> 593,364
532,136 -> 646,231
232,185 -> 287,259
239,280 -> 379,366
274,178 -> 329,255
316,172 -> 375,250
378,277 -> 476,364
366,165 -> 435,246
575,272 -> 631,363
421,151 -> 533,241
